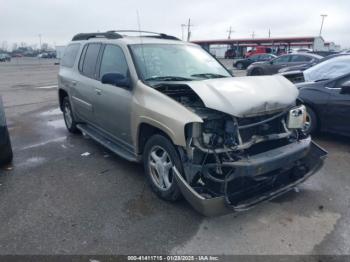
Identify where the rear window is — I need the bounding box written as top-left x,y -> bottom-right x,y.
61,44 -> 80,68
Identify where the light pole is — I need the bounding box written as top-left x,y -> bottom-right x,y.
227,26 -> 234,39
319,14 -> 327,36
38,34 -> 42,51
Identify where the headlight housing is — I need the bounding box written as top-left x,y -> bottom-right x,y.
287,105 -> 307,129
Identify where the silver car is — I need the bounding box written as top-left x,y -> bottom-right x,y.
58,31 -> 327,216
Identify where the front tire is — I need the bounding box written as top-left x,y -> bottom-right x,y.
236,62 -> 244,70
303,106 -> 318,135
143,134 -> 183,201
62,96 -> 80,134
251,68 -> 263,75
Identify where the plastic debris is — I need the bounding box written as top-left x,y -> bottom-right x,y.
81,152 -> 90,157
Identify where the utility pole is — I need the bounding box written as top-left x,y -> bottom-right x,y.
38,34 -> 42,50
181,24 -> 186,40
227,26 -> 234,39
185,18 -> 194,42
268,29 -> 271,38
251,31 -> 255,39
319,14 -> 328,36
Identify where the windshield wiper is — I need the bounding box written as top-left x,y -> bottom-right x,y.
144,76 -> 193,81
314,78 -> 330,82
191,73 -> 228,79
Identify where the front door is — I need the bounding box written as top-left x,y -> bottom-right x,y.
94,44 -> 133,148
325,75 -> 350,135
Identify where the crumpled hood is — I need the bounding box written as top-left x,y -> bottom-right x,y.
186,75 -> 298,117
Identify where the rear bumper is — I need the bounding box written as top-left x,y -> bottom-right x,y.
174,140 -> 327,216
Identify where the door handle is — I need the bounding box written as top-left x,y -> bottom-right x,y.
95,88 -> 102,95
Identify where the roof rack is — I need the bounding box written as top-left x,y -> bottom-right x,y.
108,30 -> 180,40
71,30 -> 180,41
72,32 -> 122,41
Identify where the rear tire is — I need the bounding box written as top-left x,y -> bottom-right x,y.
0,128 -> 13,166
251,68 -> 263,75
143,134 -> 183,201
62,96 -> 80,134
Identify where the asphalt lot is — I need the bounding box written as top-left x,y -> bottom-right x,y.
0,57 -> 349,255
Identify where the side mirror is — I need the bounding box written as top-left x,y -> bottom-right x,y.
101,73 -> 130,88
340,81 -> 350,94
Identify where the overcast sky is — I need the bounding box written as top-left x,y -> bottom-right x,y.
1,0 -> 349,49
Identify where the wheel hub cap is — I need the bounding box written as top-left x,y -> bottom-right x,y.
149,146 -> 173,190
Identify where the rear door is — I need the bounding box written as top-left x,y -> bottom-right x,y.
325,75 -> 350,134
289,55 -> 312,67
71,43 -> 102,124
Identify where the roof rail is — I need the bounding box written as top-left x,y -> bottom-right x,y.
107,30 -> 180,40
72,31 -> 123,41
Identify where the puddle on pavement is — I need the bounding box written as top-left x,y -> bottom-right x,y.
40,108 -> 61,116
17,157 -> 46,168
35,85 -> 58,89
47,119 -> 65,129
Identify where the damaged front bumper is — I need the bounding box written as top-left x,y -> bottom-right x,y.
174,138 -> 327,216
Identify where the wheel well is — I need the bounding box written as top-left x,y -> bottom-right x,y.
58,89 -> 68,111
137,123 -> 172,155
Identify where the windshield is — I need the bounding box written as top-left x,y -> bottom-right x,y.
130,44 -> 231,81
304,55 -> 350,82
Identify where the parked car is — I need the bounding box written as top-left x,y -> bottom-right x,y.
0,53 -> 11,62
58,31 -> 326,216
246,53 -> 322,76
234,53 -> 276,70
281,54 -> 350,84
244,46 -> 271,58
0,97 -> 13,167
224,49 -> 236,59
278,53 -> 347,75
298,72 -> 350,136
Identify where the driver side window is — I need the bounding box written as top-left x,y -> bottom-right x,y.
99,45 -> 129,80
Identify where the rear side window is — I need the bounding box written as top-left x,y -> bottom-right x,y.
61,44 -> 80,67
80,43 -> 101,78
273,55 -> 290,64
291,55 -> 312,62
99,45 -> 129,79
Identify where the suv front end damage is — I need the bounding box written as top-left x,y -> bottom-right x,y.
174,105 -> 327,216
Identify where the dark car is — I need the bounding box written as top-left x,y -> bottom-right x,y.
0,53 -> 11,62
279,53 -> 348,74
0,97 -> 13,166
298,72 -> 350,136
246,53 -> 322,76
281,54 -> 350,84
224,49 -> 236,59
234,53 -> 276,70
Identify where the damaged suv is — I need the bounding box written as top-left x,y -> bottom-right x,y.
58,31 -> 327,216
